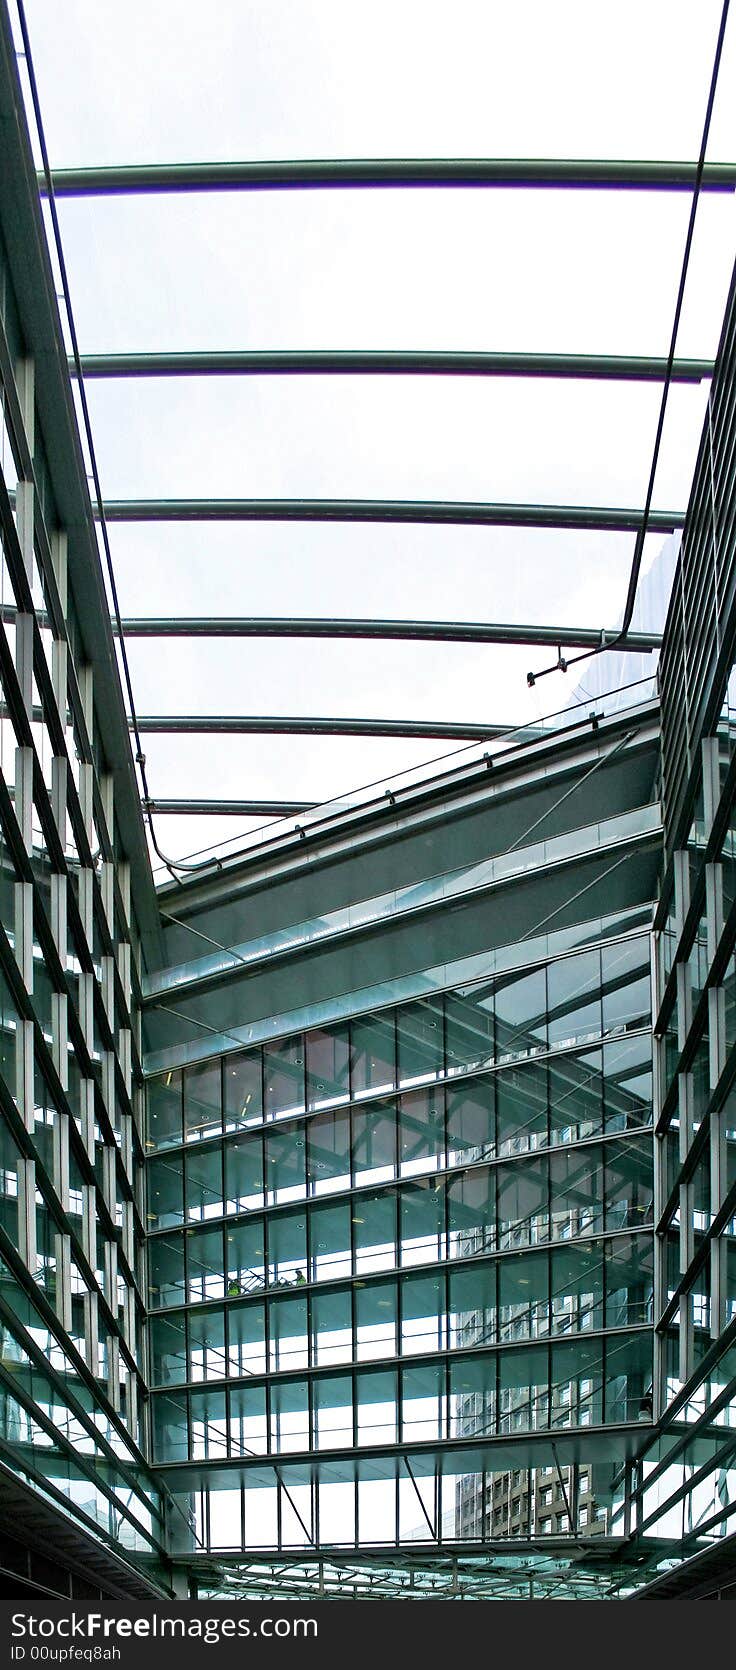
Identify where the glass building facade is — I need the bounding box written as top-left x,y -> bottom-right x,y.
0,0 -> 736,1605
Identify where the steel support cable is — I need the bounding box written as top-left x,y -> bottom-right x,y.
14,0 -> 191,883
528,0 -> 732,688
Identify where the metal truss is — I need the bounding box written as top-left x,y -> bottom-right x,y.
189,1541 -> 649,1602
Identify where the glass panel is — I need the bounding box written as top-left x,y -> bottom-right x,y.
314,1374 -> 352,1451
266,1120 -> 306,1203
352,1099 -> 396,1186
602,1034 -> 652,1131
446,1074 -> 494,1165
310,1199 -> 352,1283
307,1106 -> 351,1195
230,1384 -> 267,1456
0,1117 -> 20,1245
401,1270 -> 445,1356
150,1312 -> 187,1387
306,1024 -> 350,1109
351,1013 -> 395,1099
400,1180 -> 444,1266
187,1225 -> 225,1303
153,1392 -> 188,1462
547,950 -> 601,1049
499,1250 -> 549,1341
268,1293 -> 308,1373
498,1344 -> 548,1434
446,984 -> 494,1076
449,1166 -> 494,1258
397,997 -> 444,1086
452,1352 -> 497,1439
399,1086 -> 444,1176
225,1131 -> 264,1212
185,1144 -> 223,1221
270,1379 -> 309,1454
605,1234 -> 653,1327
190,1386 -> 227,1459
264,1037 -> 305,1119
604,1137 -> 653,1232
602,937 -> 651,1034
224,1049 -> 262,1131
356,1279 -> 396,1361
148,1235 -> 186,1310
228,1301 -> 266,1377
184,1059 -> 222,1143
497,1063 -> 548,1155
189,1306 -> 227,1381
497,1158 -> 547,1249
269,1209 -> 307,1287
148,1071 -> 183,1151
402,1360 -> 445,1443
551,1241 -> 604,1335
605,1332 -> 652,1423
312,1286 -> 352,1367
450,1262 -> 497,1352
147,1154 -> 184,1229
355,1190 -> 396,1274
495,966 -> 547,1061
356,1369 -> 397,1446
230,1295 -> 267,1376
549,1050 -> 602,1144
550,1145 -> 603,1239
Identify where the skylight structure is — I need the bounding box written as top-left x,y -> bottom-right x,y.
0,0 -> 735,1606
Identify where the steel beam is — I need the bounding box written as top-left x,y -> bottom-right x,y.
131,715 -> 538,740
72,350 -> 714,384
145,798 -> 317,816
43,159 -> 736,196
99,498 -> 684,532
115,615 -> 662,651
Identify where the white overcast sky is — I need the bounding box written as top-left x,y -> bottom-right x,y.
16,0 -> 736,873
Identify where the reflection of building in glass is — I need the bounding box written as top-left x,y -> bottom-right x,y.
2,0 -> 736,1604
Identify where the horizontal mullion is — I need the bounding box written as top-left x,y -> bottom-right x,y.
154,1419 -> 648,1481
45,158 -> 736,195
100,497 -> 684,533
119,615 -> 662,651
133,713 -> 543,741
73,350 -> 714,385
145,798 -> 317,818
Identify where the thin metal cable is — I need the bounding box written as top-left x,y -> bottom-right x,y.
528,0 -> 731,687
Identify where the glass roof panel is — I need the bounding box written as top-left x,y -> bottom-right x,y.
15,0 -> 736,871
